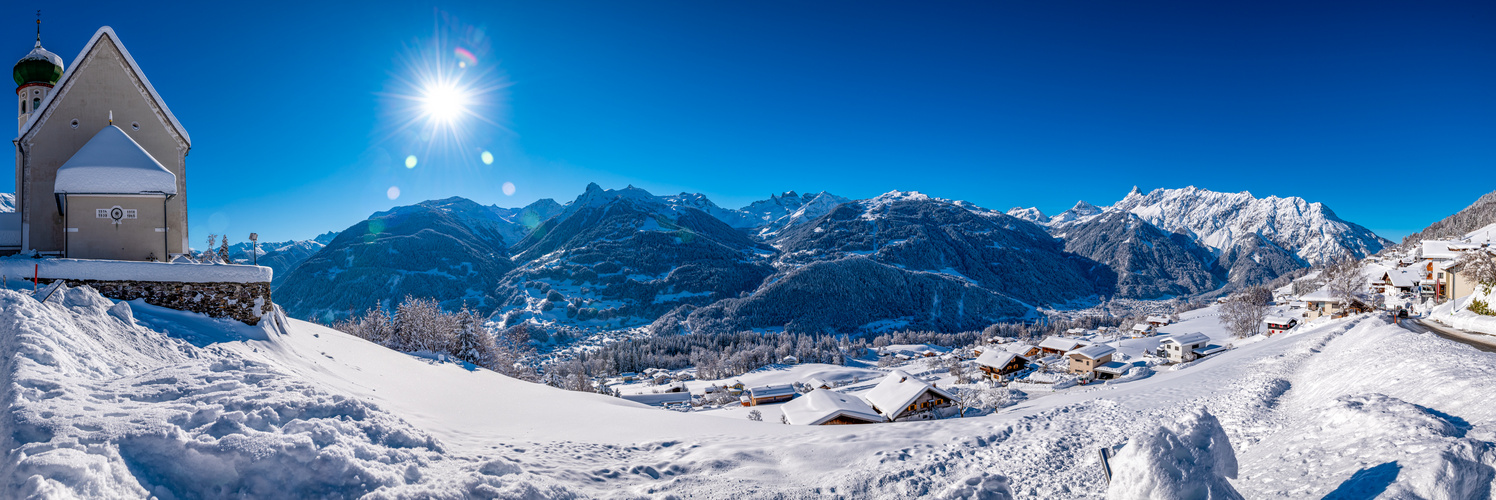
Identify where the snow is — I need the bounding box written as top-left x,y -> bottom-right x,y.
974,350 -> 1020,369
1037,336 -> 1090,352
10,282 -> 1496,498
0,256 -> 271,283
780,389 -> 884,425
1106,408 -> 1243,499
53,125 -> 177,195
1160,331 -> 1211,346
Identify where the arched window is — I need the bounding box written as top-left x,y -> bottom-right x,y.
32,98 -> 40,111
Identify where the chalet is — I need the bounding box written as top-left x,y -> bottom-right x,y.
1131,323 -> 1153,336
1263,316 -> 1297,335
743,384 -> 797,406
780,389 -> 885,425
865,370 -> 955,421
1037,336 -> 1090,357
1002,342 -> 1041,358
1066,344 -> 1117,376
1158,332 -> 1211,363
1302,290 -> 1376,319
974,350 -> 1029,381
1375,267 -> 1421,296
621,392 -> 693,407
805,377 -> 833,390
619,372 -> 638,383
1146,316 -> 1171,328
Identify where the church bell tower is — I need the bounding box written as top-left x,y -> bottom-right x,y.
14,13 -> 64,131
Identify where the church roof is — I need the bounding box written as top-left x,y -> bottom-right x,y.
54,125 -> 177,195
17,27 -> 190,146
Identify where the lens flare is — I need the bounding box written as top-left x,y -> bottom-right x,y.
502,182 -> 516,196
405,155 -> 418,168
481,151 -> 493,165
387,186 -> 401,200
454,47 -> 478,68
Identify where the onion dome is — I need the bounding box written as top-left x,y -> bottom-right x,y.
15,29 -> 64,88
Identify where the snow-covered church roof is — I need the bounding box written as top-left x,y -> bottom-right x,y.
54,125 -> 177,195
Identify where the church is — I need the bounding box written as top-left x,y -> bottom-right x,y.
7,24 -> 190,261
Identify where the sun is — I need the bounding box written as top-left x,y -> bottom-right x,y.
420,81 -> 470,123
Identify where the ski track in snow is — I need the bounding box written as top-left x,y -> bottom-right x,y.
3,284 -> 1495,498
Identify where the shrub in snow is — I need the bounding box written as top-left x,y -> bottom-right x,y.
1106,407 -> 1243,500
747,409 -> 762,421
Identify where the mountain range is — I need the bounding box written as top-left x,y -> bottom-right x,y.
267,185 -> 1389,333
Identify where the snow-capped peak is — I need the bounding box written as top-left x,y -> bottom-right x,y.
1005,206 -> 1049,224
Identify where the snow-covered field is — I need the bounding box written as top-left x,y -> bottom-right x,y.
4,284 -> 1495,498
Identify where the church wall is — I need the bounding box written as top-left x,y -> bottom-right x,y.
20,33 -> 188,257
62,194 -> 169,261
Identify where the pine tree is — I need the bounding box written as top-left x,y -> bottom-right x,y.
218,235 -> 230,263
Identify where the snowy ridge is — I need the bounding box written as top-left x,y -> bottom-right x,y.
0,193 -> 14,212
1102,186 -> 1388,265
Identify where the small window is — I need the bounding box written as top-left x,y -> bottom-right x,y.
124,209 -> 138,219
96,209 -> 110,218
131,121 -> 140,131
32,98 -> 39,111
70,119 -> 79,129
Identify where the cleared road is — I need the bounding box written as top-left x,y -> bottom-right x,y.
1402,318 -> 1496,353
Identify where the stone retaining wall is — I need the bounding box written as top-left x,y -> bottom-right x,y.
45,278 -> 272,325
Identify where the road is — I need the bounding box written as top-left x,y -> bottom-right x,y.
1402,318 -> 1496,353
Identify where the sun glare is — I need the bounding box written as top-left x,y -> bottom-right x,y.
420,81 -> 470,123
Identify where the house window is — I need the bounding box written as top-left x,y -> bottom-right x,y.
32,98 -> 39,111
96,209 -> 110,218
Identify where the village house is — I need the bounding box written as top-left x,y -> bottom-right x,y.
1441,250 -> 1495,302
973,350 -> 1029,382
865,370 -> 955,422
1002,342 -> 1040,358
1066,344 -> 1116,377
1263,316 -> 1297,335
742,384 -> 796,406
1158,332 -> 1211,363
1037,336 -> 1091,357
1146,316 -> 1171,328
805,377 -> 832,390
1131,323 -> 1153,337
780,389 -> 885,425
1302,290 -> 1375,319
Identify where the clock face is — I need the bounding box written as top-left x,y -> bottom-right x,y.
110,207 -> 124,221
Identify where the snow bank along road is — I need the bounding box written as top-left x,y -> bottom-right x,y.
1408,318 -> 1496,353
3,285 -> 1495,498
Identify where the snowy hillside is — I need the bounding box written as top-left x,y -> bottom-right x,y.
275,197 -> 518,322
7,283 -> 1495,498
0,193 -> 13,212
1397,189 -> 1496,250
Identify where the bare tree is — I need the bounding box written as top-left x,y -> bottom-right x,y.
747,409 -> 762,422
1455,250 -> 1496,293
1321,257 -> 1364,305
1220,285 -> 1272,338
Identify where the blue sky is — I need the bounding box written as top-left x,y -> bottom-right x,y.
7,1 -> 1494,243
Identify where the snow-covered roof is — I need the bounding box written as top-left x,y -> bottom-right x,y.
1068,344 -> 1116,360
1146,316 -> 1170,324
805,377 -> 830,388
1300,290 -> 1343,303
1193,345 -> 1229,357
19,27 -> 191,146
1132,323 -> 1152,332
975,350 -> 1022,369
1263,316 -> 1296,326
865,370 -> 954,419
620,393 -> 692,406
1422,240 -> 1460,260
1465,222 -> 1496,245
1037,336 -> 1088,351
780,389 -> 884,425
747,384 -> 796,399
1161,332 -> 1211,346
1095,361 -> 1131,375
54,125 -> 177,195
1003,342 -> 1037,354
1383,268 -> 1420,288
